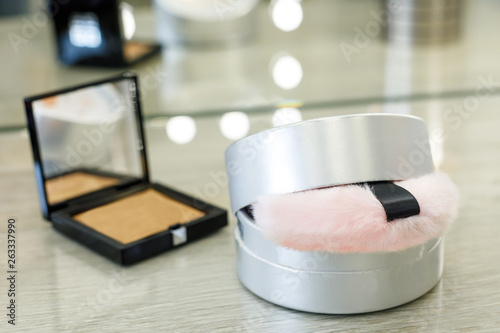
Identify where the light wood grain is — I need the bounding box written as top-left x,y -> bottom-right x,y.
1,97 -> 500,332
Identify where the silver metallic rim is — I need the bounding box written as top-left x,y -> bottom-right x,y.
226,114 -> 435,213
235,228 -> 444,314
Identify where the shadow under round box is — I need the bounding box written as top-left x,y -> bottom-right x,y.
24,72 -> 227,265
225,114 -> 451,314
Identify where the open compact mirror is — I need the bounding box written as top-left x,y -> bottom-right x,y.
32,75 -> 144,208
25,73 -> 227,265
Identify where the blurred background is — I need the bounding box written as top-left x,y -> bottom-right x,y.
0,0 -> 499,144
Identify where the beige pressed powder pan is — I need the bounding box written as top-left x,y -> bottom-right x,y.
73,188 -> 206,244
45,171 -> 120,204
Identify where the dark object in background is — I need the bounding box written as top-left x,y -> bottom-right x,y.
0,0 -> 30,17
50,0 -> 160,67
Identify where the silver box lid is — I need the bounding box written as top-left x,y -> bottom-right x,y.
225,114 -> 435,213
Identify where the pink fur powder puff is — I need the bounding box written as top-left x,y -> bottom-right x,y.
252,172 -> 459,253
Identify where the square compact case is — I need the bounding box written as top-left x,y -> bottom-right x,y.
50,0 -> 161,67
25,72 -> 227,265
225,114 -> 459,314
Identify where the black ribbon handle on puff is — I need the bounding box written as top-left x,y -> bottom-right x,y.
368,182 -> 420,222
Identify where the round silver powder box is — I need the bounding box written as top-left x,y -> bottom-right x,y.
225,114 -> 444,314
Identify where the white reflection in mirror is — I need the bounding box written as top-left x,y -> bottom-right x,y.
219,112 -> 250,141
271,54 -> 303,90
272,107 -> 302,127
270,0 -> 303,32
31,80 -> 143,204
166,116 -> 196,144
69,13 -> 102,48
120,2 -> 136,40
33,85 -> 126,174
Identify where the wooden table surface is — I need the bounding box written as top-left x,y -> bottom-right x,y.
1,97 -> 500,332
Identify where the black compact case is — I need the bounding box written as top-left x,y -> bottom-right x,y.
50,0 -> 161,67
24,73 -> 227,265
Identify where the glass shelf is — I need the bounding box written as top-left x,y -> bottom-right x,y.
1,0 -> 499,129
